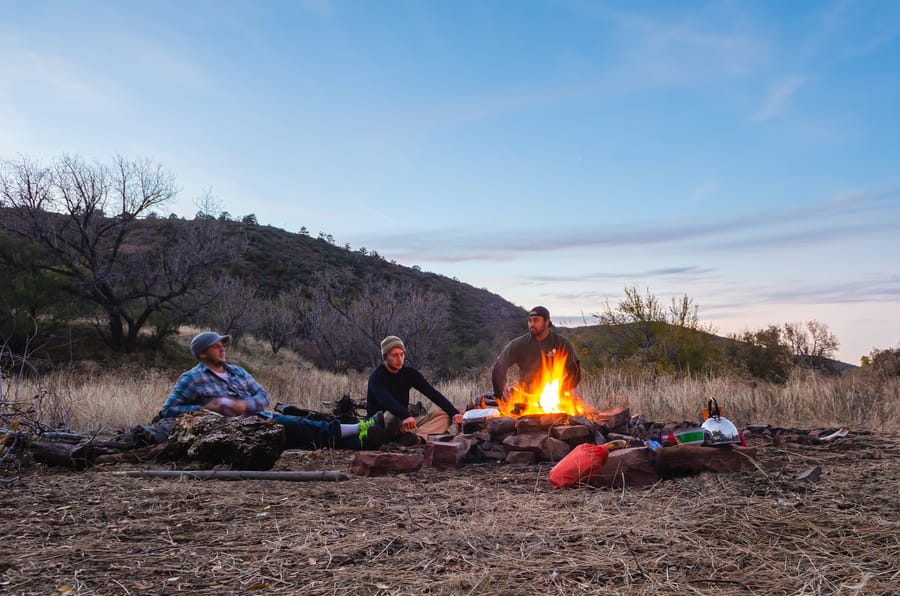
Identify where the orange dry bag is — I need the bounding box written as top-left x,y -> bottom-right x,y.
549,443 -> 610,489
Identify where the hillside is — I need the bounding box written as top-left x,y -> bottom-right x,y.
229,221 -> 526,370
564,321 -> 857,376
0,211 -> 528,372
2,209 -> 857,377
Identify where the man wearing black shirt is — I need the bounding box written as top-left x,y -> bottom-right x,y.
367,335 -> 463,443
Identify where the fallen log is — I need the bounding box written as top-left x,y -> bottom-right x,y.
94,442 -> 173,465
0,429 -> 88,444
29,438 -> 96,470
169,412 -> 285,470
118,469 -> 349,481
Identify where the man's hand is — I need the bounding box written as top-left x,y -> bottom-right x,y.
226,400 -> 250,415
452,413 -> 463,425
400,416 -> 418,432
206,397 -> 249,416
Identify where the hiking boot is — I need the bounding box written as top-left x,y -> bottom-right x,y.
396,431 -> 421,447
355,412 -> 387,450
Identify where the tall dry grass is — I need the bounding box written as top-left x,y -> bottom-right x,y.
3,336 -> 897,433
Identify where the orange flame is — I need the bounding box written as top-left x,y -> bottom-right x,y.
497,350 -> 592,418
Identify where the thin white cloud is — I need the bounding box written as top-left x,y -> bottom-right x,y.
752,74 -> 808,123
759,275 -> 900,304
359,186 -> 899,263
524,266 -> 718,284
584,2 -> 766,85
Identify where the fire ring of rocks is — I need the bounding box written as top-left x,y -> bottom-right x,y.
351,406 -> 758,488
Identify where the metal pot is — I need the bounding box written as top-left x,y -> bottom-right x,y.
701,396 -> 741,446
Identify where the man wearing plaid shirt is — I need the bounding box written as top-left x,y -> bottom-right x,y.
159,331 -> 385,450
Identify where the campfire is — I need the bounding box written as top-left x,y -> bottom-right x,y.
496,352 -> 594,419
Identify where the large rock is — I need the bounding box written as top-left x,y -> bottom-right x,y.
502,433 -> 548,452
541,437 -> 572,462
593,407 -> 631,433
350,452 -> 425,476
589,447 -> 659,488
505,450 -> 538,465
654,445 -> 757,477
486,416 -> 517,439
550,424 -> 592,443
424,434 -> 476,468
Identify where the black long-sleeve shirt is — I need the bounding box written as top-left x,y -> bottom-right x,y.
366,364 -> 460,419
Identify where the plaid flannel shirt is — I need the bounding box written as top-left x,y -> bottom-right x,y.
159,362 -> 271,418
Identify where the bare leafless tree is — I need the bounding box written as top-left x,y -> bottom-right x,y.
783,320 -> 839,358
306,269 -> 449,370
256,288 -> 307,354
198,275 -> 260,343
805,320 -> 839,358
0,155 -> 242,351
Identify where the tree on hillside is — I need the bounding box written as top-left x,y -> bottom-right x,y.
728,325 -> 793,383
255,288 -> 308,354
0,155 -> 241,351
197,275 -> 259,343
865,344 -> 900,377
783,320 -> 839,359
306,269 -> 449,370
0,237 -> 74,354
592,286 -> 722,374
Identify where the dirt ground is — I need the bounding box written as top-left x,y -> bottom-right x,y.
1,430 -> 898,595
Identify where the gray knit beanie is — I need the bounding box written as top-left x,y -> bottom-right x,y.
380,335 -> 406,358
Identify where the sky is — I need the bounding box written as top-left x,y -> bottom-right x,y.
1,0 -> 899,364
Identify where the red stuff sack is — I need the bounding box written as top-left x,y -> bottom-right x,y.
549,443 -> 610,489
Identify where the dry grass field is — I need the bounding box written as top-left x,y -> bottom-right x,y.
10,334 -> 898,434
2,335 -> 899,594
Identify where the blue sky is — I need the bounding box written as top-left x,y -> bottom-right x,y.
2,0 -> 899,363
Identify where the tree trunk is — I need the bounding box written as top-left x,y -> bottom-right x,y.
108,312 -> 127,351
29,438 -> 96,470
